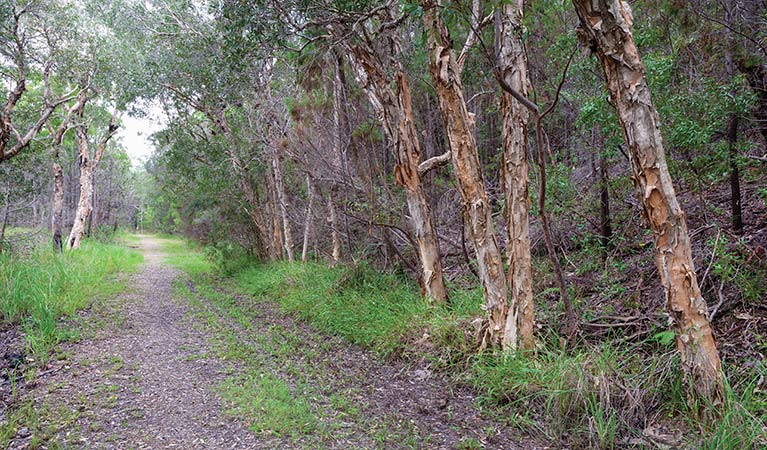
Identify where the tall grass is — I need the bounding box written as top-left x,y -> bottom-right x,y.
0,239 -> 143,359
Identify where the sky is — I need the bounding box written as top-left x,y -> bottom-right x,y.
116,102 -> 166,168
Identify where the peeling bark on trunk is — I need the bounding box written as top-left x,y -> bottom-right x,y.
346,42 -> 448,302
272,149 -> 294,262
422,0 -> 510,346
498,1 -> 535,351
573,0 -> 723,403
50,91 -> 87,253
67,108 -> 118,250
301,174 -> 315,263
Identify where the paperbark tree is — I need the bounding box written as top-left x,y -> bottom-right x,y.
491,11 -> 579,341
49,90 -> 88,252
572,0 -> 723,403
421,0 -> 511,346
66,105 -> 119,249
497,0 -> 535,351
344,33 -> 449,302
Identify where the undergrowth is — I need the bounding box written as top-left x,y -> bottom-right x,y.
165,238 -> 766,449
0,239 -> 143,360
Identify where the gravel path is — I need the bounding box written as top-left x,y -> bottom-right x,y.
10,236 -> 260,449
6,235 -> 537,449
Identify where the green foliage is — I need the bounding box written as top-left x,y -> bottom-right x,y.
0,239 -> 143,360
706,234 -> 766,305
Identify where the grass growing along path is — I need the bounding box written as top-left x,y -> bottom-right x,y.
0,238 -> 142,359
214,250 -> 766,449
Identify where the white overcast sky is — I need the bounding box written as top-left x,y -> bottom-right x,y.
117,102 -> 166,168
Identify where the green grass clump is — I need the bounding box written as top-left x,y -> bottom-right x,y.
0,239 -> 143,359
235,261 -> 482,358
218,373 -> 317,436
160,238 -> 213,275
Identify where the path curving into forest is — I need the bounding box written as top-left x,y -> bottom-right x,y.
9,235 -> 535,449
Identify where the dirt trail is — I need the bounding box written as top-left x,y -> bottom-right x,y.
10,236 -> 260,449
8,236 -> 534,449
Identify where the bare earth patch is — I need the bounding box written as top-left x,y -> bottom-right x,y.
6,236 -> 541,449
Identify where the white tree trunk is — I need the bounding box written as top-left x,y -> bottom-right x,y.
272,149 -> 294,262
301,174 -> 314,262
67,107 -> 117,250
498,1 -> 535,351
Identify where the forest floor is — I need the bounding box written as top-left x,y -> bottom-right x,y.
4,235 -> 539,449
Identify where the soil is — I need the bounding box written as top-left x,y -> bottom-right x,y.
4,236 -> 542,449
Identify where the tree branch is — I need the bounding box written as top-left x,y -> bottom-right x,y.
418,151 -> 451,175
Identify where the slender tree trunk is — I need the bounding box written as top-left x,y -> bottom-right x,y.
325,55 -> 345,266
498,2 -> 535,351
535,119 -> 578,338
573,0 -> 723,403
67,108 -> 118,250
0,183 -> 10,254
593,124 -> 613,254
272,149 -> 294,262
52,162 -> 64,252
327,192 -> 341,265
422,0 -> 510,347
346,42 -> 448,302
727,115 -> 742,234
268,169 -> 283,260
724,21 -> 743,235
598,153 -> 612,249
301,174 -> 314,262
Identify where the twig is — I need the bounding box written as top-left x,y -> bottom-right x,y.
709,279 -> 727,322
699,228 -> 721,289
